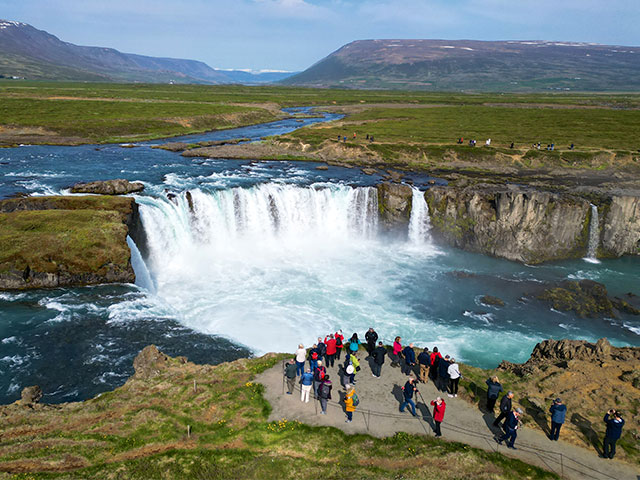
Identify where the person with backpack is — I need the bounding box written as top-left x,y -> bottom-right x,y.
318,374 -> 332,415
417,347 -> 431,383
497,408 -> 523,449
316,337 -> 327,364
447,358 -> 461,398
429,347 -> 442,381
295,344 -> 306,376
284,358 -> 297,395
341,364 -> 353,388
335,330 -> 345,360
438,355 -> 451,392
365,327 -> 378,355
308,344 -> 320,373
402,343 -> 416,375
299,368 -> 313,403
324,334 -> 337,367
549,398 -> 566,441
430,397 -> 446,437
485,376 -> 503,412
493,391 -> 514,428
313,360 -> 327,399
371,341 -> 387,378
391,336 -> 402,367
344,385 -> 358,422
400,377 -> 419,417
603,409 -> 625,459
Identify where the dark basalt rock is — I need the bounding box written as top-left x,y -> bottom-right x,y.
480,295 -> 505,307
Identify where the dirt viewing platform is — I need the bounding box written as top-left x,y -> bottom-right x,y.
257,346 -> 639,480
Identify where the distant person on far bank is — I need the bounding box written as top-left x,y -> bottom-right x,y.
372,341 -> 387,377
430,396 -> 446,437
400,377 -> 419,417
485,138 -> 491,146
493,391 -> 514,428
549,398 -> 566,441
485,376 -> 503,412
365,327 -> 378,355
284,358 -> 297,395
402,343 -> 416,375
510,142 -> 514,149
603,409 -> 625,459
417,347 -> 431,383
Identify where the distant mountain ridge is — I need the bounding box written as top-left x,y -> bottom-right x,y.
0,20 -> 295,84
283,39 -> 640,91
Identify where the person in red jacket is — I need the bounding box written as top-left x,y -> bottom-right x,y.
335,330 -> 345,360
429,347 -> 442,381
430,396 -> 446,437
324,334 -> 337,367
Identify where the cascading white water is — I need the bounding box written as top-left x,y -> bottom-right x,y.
584,204 -> 600,264
126,236 -> 155,292
408,187 -> 432,245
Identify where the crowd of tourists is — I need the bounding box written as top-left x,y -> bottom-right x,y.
282,327 -> 625,458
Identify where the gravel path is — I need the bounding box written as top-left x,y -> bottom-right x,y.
256,353 -> 639,480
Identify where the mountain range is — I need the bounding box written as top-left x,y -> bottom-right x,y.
0,20 -> 295,84
283,39 -> 640,91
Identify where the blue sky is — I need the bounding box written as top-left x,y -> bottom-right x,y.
1,0 -> 638,71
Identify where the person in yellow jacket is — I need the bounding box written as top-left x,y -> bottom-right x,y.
344,385 -> 357,423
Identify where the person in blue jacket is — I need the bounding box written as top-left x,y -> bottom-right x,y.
399,377 -> 419,417
549,398 -> 567,441
402,343 -> 416,375
497,408 -> 523,449
603,409 -> 625,459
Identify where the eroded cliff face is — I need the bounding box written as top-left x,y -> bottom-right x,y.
600,195 -> 640,257
424,186 -> 591,263
376,182 -> 413,231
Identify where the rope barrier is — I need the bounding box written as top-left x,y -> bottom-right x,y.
278,372 -> 620,480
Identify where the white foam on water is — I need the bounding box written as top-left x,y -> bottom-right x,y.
623,323 -> 640,335
137,184 -> 445,355
463,310 -> 494,326
126,236 -> 155,293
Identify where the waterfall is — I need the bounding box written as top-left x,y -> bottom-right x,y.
137,184 -> 381,271
408,187 -> 432,245
584,204 -> 600,263
126,236 -> 156,292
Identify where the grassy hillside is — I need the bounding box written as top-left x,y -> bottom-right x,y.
0,347 -> 557,479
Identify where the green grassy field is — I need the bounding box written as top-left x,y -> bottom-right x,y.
0,350 -> 558,480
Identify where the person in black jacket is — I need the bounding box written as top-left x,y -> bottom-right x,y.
417,348 -> 430,383
371,342 -> 387,378
318,375 -> 332,415
365,327 -> 378,355
603,409 -> 625,459
402,343 -> 416,375
399,377 -> 419,416
485,376 -> 503,411
497,408 -> 523,449
437,355 -> 450,392
493,391 -> 514,428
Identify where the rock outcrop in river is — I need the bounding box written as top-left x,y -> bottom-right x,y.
424,185 -> 591,263
0,196 -> 142,290
376,182 -> 413,230
70,179 -> 145,195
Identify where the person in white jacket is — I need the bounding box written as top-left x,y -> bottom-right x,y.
447,359 -> 461,398
485,138 -> 491,146
295,344 -> 306,376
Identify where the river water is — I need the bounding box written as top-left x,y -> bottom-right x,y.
1,108 -> 639,404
